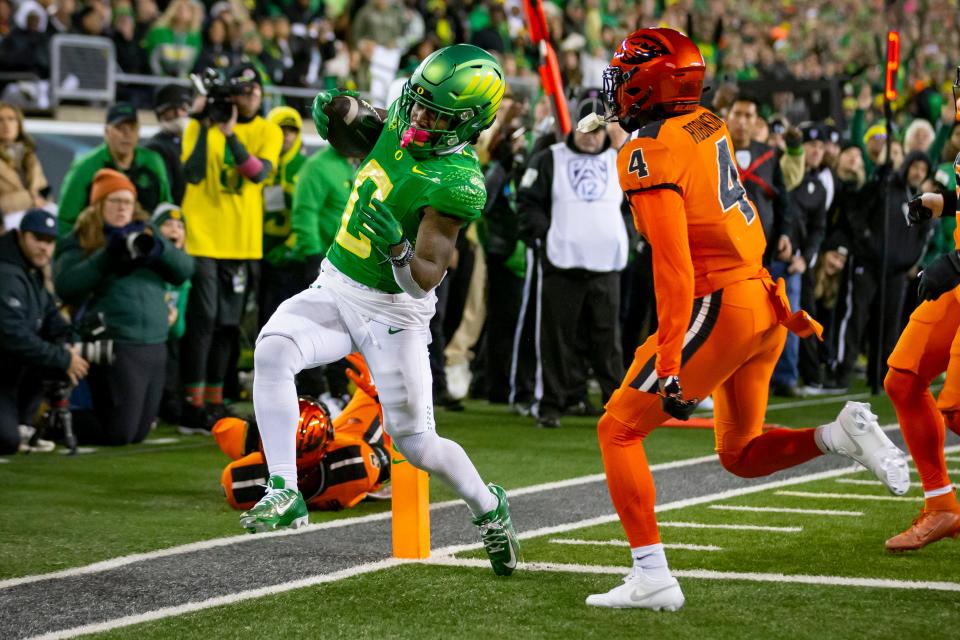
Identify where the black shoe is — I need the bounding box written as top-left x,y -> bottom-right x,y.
771,383 -> 802,398
434,389 -> 465,412
565,399 -> 602,417
177,404 -> 212,435
204,403 -> 232,428
536,413 -> 561,429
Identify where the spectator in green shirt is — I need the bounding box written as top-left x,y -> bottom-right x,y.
144,0 -> 203,78
57,103 -> 171,238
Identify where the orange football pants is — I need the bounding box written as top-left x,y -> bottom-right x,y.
885,288 -> 960,507
600,278 -> 823,547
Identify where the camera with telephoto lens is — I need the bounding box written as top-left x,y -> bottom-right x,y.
189,68 -> 243,123
125,229 -> 157,260
70,312 -> 114,366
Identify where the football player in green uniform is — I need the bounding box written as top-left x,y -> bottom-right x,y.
243,44 -> 521,576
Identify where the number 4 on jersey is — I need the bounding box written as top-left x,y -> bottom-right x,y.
715,140 -> 754,224
628,148 -> 649,178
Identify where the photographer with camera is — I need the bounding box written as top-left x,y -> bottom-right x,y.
0,209 -> 88,454
179,63 -> 282,433
53,170 -> 194,446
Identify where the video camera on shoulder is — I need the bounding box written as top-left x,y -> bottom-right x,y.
189,68 -> 243,123
71,312 -> 114,366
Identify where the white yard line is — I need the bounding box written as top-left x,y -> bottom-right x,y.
14,462 -> 893,639
0,453 -> 722,591
836,479 -> 934,489
424,558 -> 960,593
911,468 -> 960,475
945,456 -> 960,463
25,558 -> 411,640
776,490 -> 921,502
548,539 -> 722,552
709,505 -> 863,516
659,521 -> 802,533
431,465 -> 865,558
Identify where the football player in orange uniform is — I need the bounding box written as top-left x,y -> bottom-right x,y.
883,75 -> 960,551
585,28 -> 910,610
214,354 -> 390,512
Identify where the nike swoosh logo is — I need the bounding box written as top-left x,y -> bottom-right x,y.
391,457 -> 406,465
504,538 -> 517,569
388,327 -> 404,334
411,165 -> 427,176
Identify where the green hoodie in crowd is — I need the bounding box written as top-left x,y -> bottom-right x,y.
290,145 -> 356,260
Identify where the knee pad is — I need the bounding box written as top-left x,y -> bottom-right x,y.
942,410 -> 960,438
375,364 -> 433,438
254,334 -> 304,380
597,411 -> 644,450
884,367 -> 920,404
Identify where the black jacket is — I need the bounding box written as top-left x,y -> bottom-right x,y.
145,130 -> 186,205
848,150 -> 933,274
790,169 -> 827,267
734,141 -> 795,265
0,232 -> 72,378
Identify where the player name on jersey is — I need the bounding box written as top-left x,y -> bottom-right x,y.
682,111 -> 725,144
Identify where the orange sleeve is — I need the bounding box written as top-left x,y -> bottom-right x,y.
630,187 -> 694,378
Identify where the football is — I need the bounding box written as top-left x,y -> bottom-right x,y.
323,95 -> 386,158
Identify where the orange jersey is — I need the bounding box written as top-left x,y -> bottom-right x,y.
617,106 -> 766,377
954,151 -> 960,250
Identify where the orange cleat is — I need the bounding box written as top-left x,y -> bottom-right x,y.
885,509 -> 960,552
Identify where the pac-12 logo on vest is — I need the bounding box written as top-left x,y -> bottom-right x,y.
568,156 -> 609,201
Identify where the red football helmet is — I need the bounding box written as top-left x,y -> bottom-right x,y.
295,397 -> 334,468
602,28 -> 705,131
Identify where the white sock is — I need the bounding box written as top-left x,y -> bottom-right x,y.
631,542 -> 671,581
814,421 -> 838,454
924,485 -> 954,500
392,431 -> 498,517
253,335 -> 303,492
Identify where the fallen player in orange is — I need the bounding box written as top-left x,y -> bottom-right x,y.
214,354 -> 390,511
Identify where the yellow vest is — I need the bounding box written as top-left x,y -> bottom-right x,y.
181,116 -> 283,259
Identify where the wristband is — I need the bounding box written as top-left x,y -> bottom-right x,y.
390,239 -> 415,268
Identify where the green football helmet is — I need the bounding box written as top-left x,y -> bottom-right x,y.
396,44 -> 505,155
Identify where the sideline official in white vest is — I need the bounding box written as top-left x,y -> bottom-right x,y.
517,90 -> 628,429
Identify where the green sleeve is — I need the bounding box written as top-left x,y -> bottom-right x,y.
53,240 -> 113,305
851,109 -> 866,153
426,170 -> 486,222
291,159 -> 326,257
168,279 -> 191,340
57,154 -> 99,238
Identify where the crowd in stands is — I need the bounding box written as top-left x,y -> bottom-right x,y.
2,0 -> 960,450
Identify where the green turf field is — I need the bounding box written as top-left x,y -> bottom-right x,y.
4,384 -> 958,639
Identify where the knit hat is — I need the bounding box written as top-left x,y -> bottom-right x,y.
151,202 -> 185,227
862,123 -> 887,146
89,168 -> 137,206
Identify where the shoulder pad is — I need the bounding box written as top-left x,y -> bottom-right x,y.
426,164 -> 486,221
617,137 -> 680,196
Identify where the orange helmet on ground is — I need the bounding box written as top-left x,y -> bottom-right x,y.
296,396 -> 334,468
602,28 -> 705,131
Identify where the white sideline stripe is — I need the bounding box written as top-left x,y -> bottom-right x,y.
660,521 -> 802,533
0,458 -> 8,464
945,456 -> 960,463
0,453 -> 716,590
710,505 -> 863,517
430,465 -> 865,558
25,558 -> 409,640
549,539 -> 722,552
423,557 -> 960,593
143,438 -> 180,445
912,468 -> 960,475
836,479 -> 932,489
745,392 -> 870,413
16,463 -> 875,638
776,490 -> 921,502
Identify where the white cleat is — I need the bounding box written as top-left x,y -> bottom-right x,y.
585,570 -> 685,610
828,401 -> 910,496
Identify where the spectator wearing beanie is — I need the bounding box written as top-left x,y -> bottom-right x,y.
152,202 -> 192,425
53,169 -> 194,446
57,103 -> 171,238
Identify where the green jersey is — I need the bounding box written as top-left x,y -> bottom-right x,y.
325,104 -> 487,293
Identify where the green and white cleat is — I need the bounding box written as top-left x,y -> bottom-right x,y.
472,483 -> 520,576
239,475 -> 308,533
